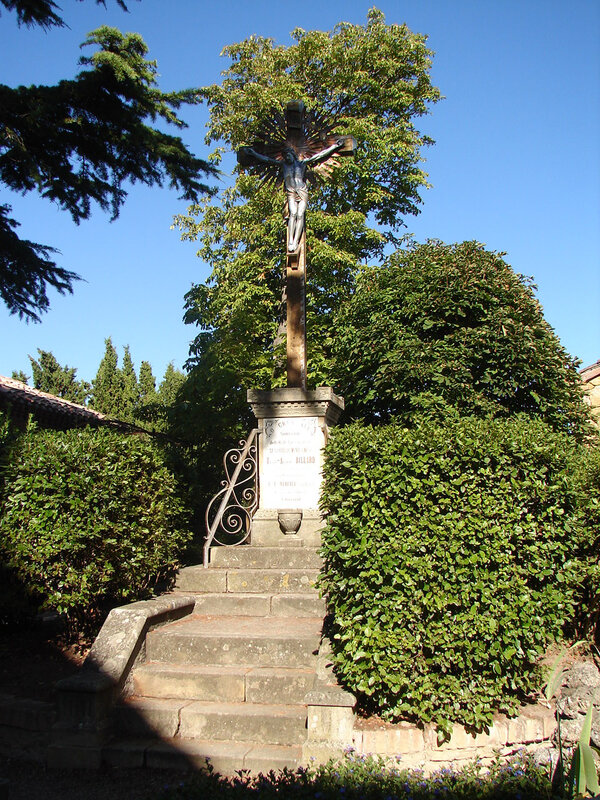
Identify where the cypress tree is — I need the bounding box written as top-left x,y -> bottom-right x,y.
121,346 -> 140,422
91,338 -> 124,417
138,361 -> 157,405
28,349 -> 89,404
158,363 -> 186,407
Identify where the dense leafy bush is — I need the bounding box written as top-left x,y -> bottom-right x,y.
319,416 -> 593,733
0,426 -> 192,631
157,752 -> 552,800
329,241 -> 588,437
568,440 -> 600,641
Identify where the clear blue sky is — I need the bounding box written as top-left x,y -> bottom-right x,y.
1,0 -> 598,385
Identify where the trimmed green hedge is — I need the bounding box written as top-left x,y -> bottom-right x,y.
329,241 -> 588,438
0,425 -> 192,631
319,416 -> 594,733
569,441 -> 600,640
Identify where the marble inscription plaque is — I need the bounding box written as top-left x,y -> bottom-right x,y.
260,417 -> 324,509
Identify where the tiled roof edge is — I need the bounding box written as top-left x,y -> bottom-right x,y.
581,360 -> 600,383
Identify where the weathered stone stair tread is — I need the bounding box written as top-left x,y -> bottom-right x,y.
210,546 -> 323,569
190,591 -> 326,617
119,696 -> 308,745
178,700 -> 308,744
104,737 -> 302,773
145,614 -> 323,667
176,566 -> 320,594
108,536 -> 328,773
153,613 -> 322,637
133,663 -> 315,703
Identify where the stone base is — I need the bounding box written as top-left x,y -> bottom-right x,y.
251,509 -> 323,546
247,386 -> 344,514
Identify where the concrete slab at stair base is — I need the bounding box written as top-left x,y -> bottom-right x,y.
115,695 -> 310,745
251,509 -> 323,546
103,737 -> 303,775
47,743 -> 104,770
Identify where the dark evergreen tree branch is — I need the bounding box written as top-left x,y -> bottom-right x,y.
28,348 -> 90,403
0,205 -> 77,321
0,0 -> 130,30
1,22 -> 217,320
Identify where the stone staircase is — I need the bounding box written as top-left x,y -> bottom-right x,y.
104,540 -> 327,774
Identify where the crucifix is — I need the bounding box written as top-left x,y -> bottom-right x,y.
238,101 -> 356,390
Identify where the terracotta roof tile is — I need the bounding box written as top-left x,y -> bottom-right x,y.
0,374 -> 105,425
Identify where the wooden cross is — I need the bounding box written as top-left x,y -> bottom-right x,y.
238,100 -> 356,390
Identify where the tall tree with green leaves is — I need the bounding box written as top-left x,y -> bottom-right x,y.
134,358 -> 161,427
28,349 -> 90,404
91,338 -> 124,416
158,363 -> 186,407
138,360 -> 157,406
121,345 -> 140,421
173,9 -> 440,441
1,1 -> 217,321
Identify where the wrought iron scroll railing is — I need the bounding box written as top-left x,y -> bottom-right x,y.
203,428 -> 259,568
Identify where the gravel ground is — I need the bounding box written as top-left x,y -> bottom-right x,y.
0,756 -> 190,800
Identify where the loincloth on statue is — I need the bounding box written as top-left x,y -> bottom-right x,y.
286,187 -> 308,203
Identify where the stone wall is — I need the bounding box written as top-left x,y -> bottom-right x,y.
305,698 -> 555,775
350,705 -> 555,772
581,361 -> 600,426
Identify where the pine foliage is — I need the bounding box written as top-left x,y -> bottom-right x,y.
28,348 -> 89,404
91,338 -> 124,416
1,16 -> 217,320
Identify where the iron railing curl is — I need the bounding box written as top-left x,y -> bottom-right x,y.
203,429 -> 259,567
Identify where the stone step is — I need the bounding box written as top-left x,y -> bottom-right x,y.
209,545 -> 322,570
103,737 -> 302,774
117,697 -> 307,746
114,697 -> 186,739
176,567 -> 320,594
180,701 -> 307,745
191,592 -> 326,617
145,615 -> 323,668
133,663 -> 315,704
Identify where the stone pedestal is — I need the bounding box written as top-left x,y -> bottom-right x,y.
247,387 -> 344,544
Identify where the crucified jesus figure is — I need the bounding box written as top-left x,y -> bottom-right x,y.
237,102 -> 355,388
239,140 -> 345,252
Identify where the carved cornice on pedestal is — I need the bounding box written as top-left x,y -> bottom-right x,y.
247,387 -> 345,425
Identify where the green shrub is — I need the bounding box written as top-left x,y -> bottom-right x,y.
0,426 -> 192,632
319,416 -> 592,734
330,241 -> 588,438
568,439 -> 600,641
